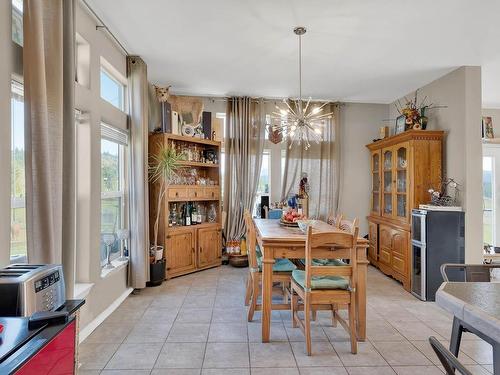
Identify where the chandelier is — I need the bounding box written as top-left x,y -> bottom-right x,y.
270,27 -> 333,150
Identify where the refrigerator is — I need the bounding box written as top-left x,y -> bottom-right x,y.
411,209 -> 465,301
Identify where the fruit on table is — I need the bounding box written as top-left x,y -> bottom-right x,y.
282,208 -> 306,222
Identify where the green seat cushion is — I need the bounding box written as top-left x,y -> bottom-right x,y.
292,269 -> 349,290
256,256 -> 296,272
300,258 -> 347,266
255,244 -> 263,259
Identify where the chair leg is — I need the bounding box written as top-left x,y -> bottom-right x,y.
291,288 -> 298,328
244,273 -> 252,306
304,295 -> 312,356
331,304 -> 338,327
282,282 -> 288,304
311,307 -> 317,321
247,276 -> 259,322
348,299 -> 357,354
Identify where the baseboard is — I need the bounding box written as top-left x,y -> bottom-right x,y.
78,287 -> 133,343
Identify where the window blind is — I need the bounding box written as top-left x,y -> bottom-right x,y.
101,122 -> 128,146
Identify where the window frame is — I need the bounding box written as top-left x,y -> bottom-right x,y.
99,62 -> 126,112
10,78 -> 26,263
483,154 -> 495,246
100,124 -> 129,267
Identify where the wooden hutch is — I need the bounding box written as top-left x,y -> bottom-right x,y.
366,130 -> 444,291
149,133 -> 222,278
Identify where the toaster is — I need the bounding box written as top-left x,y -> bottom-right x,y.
0,264 -> 66,317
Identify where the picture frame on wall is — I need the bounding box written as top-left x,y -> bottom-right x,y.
395,115 -> 406,135
482,116 -> 494,139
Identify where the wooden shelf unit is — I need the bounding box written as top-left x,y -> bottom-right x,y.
149,133 -> 223,279
366,130 -> 444,291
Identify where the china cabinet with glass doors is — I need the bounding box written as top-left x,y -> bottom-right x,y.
367,130 -> 444,291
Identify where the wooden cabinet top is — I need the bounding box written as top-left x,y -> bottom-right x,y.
366,130 -> 444,150
149,132 -> 222,148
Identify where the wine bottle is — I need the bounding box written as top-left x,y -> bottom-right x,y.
185,202 -> 191,226
191,203 -> 197,225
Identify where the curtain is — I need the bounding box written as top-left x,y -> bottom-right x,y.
281,103 -> 341,220
224,97 -> 266,241
24,0 -> 76,296
127,56 -> 149,289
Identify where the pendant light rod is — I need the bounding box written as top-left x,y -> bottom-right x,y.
294,26 -> 307,102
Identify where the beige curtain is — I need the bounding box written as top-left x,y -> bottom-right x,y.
281,103 -> 341,220
24,0 -> 76,296
127,56 -> 149,288
224,97 -> 266,241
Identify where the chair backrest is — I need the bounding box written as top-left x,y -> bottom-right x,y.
243,211 -> 259,269
327,213 -> 343,228
429,337 -> 472,375
440,263 -> 500,282
304,218 -> 359,291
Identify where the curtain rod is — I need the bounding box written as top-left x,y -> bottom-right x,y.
80,0 -> 130,56
172,94 -> 343,105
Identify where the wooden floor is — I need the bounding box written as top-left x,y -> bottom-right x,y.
79,265 -> 494,375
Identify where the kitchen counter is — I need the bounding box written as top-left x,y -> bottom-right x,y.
0,299 -> 84,374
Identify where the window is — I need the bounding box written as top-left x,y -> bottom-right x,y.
254,150 -> 271,216
483,156 -> 494,245
100,124 -> 128,266
100,66 -> 125,111
10,80 -> 26,262
12,0 -> 23,46
216,113 -> 226,198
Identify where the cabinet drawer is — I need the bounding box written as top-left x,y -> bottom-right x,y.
204,187 -> 220,200
168,188 -> 189,200
189,189 -> 203,199
379,247 -> 391,265
392,254 -> 406,275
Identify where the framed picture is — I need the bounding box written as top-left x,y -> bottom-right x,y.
482,116 -> 494,139
395,115 -> 406,135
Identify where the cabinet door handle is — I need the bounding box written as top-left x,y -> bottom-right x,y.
175,192 -> 179,197
200,247 -> 203,253
195,192 -> 198,197
192,247 -> 195,253
211,192 -> 214,197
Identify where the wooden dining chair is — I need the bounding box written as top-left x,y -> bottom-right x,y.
327,213 -> 343,228
243,211 -> 296,321
291,222 -> 359,355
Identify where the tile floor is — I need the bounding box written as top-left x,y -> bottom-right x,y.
79,265 -> 494,374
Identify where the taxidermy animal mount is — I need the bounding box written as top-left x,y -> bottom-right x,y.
154,85 -> 172,103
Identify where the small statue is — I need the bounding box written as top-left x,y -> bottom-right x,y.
298,172 -> 310,199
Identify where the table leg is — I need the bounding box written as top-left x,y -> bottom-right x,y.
356,256 -> 368,341
261,248 -> 274,343
493,343 -> 500,375
449,317 -> 464,357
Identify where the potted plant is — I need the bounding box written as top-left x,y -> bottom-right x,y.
149,143 -> 183,285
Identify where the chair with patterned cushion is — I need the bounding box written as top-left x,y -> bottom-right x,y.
291,222 -> 359,355
243,211 -> 296,321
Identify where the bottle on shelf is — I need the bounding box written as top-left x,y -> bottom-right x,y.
191,203 -> 197,225
185,202 -> 192,226
169,203 -> 177,227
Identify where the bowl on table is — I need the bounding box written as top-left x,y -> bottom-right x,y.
297,219 -> 316,233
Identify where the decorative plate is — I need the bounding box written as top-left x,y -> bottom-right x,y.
279,219 -> 299,227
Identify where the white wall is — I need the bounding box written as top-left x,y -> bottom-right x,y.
338,103 -> 390,235
0,1 -> 12,267
75,1 -> 130,330
390,67 -> 483,263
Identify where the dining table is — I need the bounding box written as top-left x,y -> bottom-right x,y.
436,282 -> 500,374
253,218 -> 370,343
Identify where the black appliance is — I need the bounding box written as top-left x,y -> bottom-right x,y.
260,196 -> 270,218
411,209 -> 465,301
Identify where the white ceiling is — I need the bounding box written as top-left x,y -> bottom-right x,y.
86,0 -> 500,107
